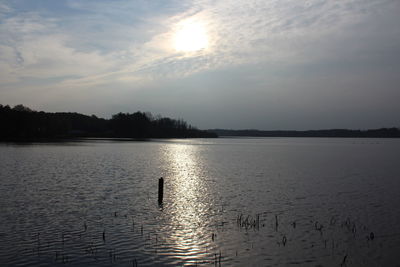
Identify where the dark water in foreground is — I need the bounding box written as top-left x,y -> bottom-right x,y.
0,138 -> 400,266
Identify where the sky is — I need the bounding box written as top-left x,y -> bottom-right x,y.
1,0 -> 399,130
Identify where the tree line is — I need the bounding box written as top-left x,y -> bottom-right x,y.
208,128 -> 400,138
0,104 -> 217,140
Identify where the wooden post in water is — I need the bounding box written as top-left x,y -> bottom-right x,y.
158,177 -> 164,204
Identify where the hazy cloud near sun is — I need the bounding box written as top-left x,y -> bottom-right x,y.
1,0 -> 399,129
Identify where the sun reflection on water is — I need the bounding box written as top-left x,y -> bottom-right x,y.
160,143 -> 216,263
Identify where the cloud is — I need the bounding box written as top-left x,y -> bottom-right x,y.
2,0 -> 398,86
112,0 -> 400,80
0,2 -> 12,16
0,13 -> 115,83
193,0 -> 398,64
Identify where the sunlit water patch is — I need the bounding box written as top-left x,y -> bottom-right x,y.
0,138 -> 400,266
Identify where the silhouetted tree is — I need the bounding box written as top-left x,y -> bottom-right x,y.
0,104 -> 216,140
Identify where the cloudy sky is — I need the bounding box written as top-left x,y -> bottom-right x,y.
1,0 -> 399,130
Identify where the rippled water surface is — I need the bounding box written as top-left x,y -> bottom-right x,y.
1,138 -> 400,266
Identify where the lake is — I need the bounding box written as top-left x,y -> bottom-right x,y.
0,138 -> 399,266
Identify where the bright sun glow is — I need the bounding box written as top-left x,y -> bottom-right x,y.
174,20 -> 208,52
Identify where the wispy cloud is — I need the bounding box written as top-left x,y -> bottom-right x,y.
2,0 -> 398,84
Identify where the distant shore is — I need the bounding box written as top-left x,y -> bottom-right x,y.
208,128 -> 400,138
0,137 -> 216,143
2,104 -> 399,141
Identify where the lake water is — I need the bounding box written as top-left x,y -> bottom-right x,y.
0,138 -> 399,266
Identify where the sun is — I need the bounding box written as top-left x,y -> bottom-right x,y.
173,20 -> 209,52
